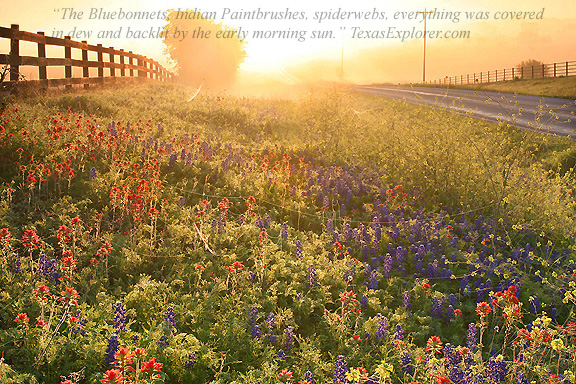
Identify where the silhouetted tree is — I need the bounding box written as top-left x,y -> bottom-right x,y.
516,59 -> 547,79
162,9 -> 246,89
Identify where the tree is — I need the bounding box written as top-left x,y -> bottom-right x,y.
515,59 -> 547,79
162,9 -> 246,89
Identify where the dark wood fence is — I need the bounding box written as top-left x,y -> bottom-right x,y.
0,24 -> 173,89
424,60 -> 576,86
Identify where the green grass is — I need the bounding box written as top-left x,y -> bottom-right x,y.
414,76 -> 576,100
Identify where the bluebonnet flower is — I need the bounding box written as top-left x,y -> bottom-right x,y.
264,215 -> 271,228
10,253 -> 21,273
431,297 -> 444,318
132,334 -> 139,343
72,310 -> 87,336
393,324 -> 404,341
467,323 -> 478,351
185,353 -> 197,369
327,219 -> 334,234
486,355 -> 507,384
113,302 -> 126,333
375,313 -> 388,342
248,305 -> 258,325
281,223 -> 288,240
427,259 -> 439,279
267,331 -> 278,344
167,152 -> 177,171
165,306 -> 177,335
529,295 -> 539,314
105,334 -> 120,365
303,371 -> 316,384
251,325 -> 262,340
37,254 -> 60,283
266,312 -> 276,330
382,253 -> 393,277
332,231 -> 340,244
368,270 -> 379,290
443,343 -> 461,365
333,355 -> 347,384
284,326 -> 295,352
360,295 -> 369,310
400,350 -> 414,375
307,264 -> 317,288
256,216 -> 264,230
449,293 -> 459,308
295,240 -> 303,260
444,305 -> 455,324
158,335 -> 169,348
178,196 -> 185,210
372,217 -> 381,243
449,365 -> 466,384
90,167 -> 97,179
276,349 -> 287,362
402,291 -> 411,311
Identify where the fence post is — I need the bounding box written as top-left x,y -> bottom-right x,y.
9,24 -> 20,82
81,40 -> 89,89
119,49 -> 125,78
37,31 -> 47,82
566,62 -> 569,77
129,52 -> 134,77
554,63 -> 557,77
521,67 -> 523,79
531,65 -> 534,79
109,47 -> 115,79
97,44 -> 104,83
64,36 -> 72,89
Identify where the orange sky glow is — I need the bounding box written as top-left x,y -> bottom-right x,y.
1,0 -> 575,88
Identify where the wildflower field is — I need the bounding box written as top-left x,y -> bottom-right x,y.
1,82 -> 576,384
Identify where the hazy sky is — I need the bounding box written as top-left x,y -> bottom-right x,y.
1,0 -> 574,84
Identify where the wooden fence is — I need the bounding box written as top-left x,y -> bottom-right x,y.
424,60 -> 576,86
0,24 -> 173,90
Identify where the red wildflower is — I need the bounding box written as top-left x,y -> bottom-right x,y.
435,376 -> 450,384
141,357 -> 163,374
278,369 -> 293,382
100,369 -> 124,384
34,285 -> 52,301
226,261 -> 243,273
13,312 -> 29,325
426,335 -> 443,355
114,347 -> 134,366
476,302 -> 492,317
22,229 -> 40,249
420,283 -> 431,295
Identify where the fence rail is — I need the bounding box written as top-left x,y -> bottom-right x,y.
0,24 -> 173,90
423,60 -> 576,86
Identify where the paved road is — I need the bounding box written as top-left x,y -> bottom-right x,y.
355,85 -> 576,139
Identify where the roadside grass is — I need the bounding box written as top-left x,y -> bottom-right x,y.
411,76 -> 576,100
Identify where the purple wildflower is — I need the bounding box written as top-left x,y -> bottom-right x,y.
333,355 -> 347,384
113,302 -> 126,333
105,334 -> 120,366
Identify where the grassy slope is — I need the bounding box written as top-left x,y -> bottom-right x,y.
1,83 -> 576,383
413,76 -> 576,100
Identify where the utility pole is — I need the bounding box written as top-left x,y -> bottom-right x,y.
417,8 -> 434,83
340,36 -> 344,81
